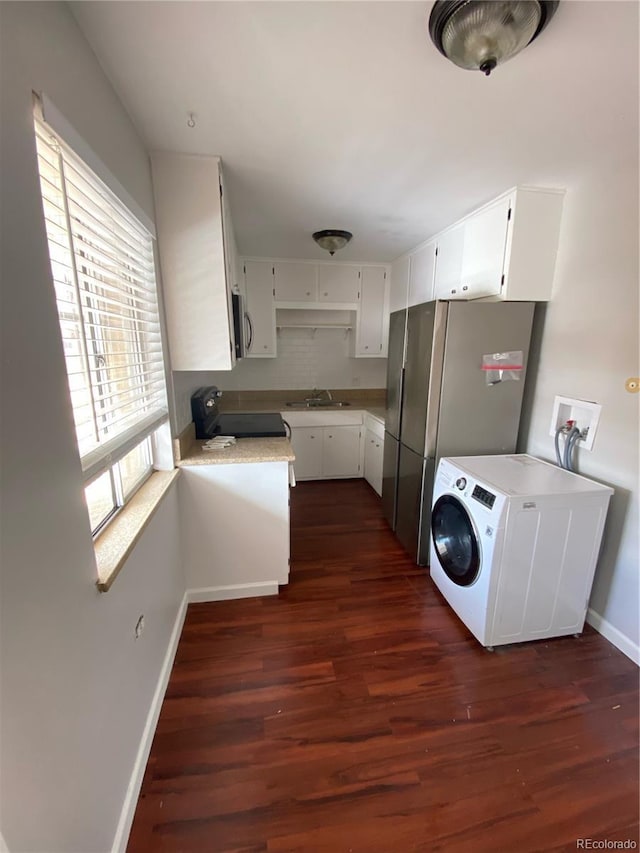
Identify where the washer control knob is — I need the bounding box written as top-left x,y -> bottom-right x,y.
455,477 -> 467,490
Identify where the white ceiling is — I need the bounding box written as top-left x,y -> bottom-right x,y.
70,1 -> 638,263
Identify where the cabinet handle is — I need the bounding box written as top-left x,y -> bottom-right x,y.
451,289 -> 457,294
244,312 -> 253,350
306,291 -> 311,296
323,292 -> 328,297
364,345 -> 369,350
328,434 -> 333,439
310,434 -> 315,439
462,285 -> 468,291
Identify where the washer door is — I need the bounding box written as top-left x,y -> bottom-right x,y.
431,494 -> 480,586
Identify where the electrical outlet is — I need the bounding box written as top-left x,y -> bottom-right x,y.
549,396 -> 601,452
135,615 -> 145,640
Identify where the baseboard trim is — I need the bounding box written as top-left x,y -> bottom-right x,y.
587,608 -> 640,666
111,591 -> 188,853
187,582 -> 279,603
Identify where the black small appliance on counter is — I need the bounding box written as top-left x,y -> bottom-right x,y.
191,386 -> 287,440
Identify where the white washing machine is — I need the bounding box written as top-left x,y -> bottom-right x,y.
429,454 -> 613,649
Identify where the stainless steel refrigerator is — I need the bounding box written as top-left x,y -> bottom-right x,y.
382,300 -> 535,565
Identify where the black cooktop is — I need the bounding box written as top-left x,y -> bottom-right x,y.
209,412 -> 286,439
191,386 -> 287,439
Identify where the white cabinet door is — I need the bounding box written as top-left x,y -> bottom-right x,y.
408,239 -> 437,306
243,260 -> 276,357
317,264 -> 360,303
433,223 -> 465,299
364,428 -> 384,495
389,254 -> 409,314
323,426 -> 361,477
502,187 -> 564,301
459,196 -> 511,299
356,266 -> 387,357
220,169 -> 241,298
151,153 -> 234,371
289,427 -> 323,479
274,261 -> 317,302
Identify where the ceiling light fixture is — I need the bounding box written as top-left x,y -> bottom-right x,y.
428,0 -> 559,76
312,229 -> 353,256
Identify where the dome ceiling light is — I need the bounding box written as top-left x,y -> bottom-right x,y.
312,229 -> 353,257
428,0 -> 559,76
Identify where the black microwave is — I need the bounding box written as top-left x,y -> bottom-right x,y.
231,292 -> 245,360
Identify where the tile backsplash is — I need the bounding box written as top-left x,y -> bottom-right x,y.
171,326 -> 387,431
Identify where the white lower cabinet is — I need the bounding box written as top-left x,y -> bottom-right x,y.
364,429 -> 384,495
288,427 -> 323,479
285,411 -> 364,481
363,414 -> 384,495
179,461 -> 291,593
323,426 -> 362,477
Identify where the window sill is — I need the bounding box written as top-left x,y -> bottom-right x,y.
95,468 -> 181,592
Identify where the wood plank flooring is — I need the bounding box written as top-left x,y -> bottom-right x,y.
128,480 -> 639,852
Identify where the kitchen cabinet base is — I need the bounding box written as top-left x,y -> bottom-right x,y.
179,460 -> 290,590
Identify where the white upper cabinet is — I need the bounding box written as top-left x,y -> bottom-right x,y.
242,258 -> 389,357
455,188 -> 565,301
500,187 -> 564,301
355,266 -> 388,357
220,169 -> 240,297
243,260 -> 277,357
458,196 -> 511,300
389,254 -> 410,314
317,264 -> 360,303
433,222 -> 465,299
408,239 -> 437,306
151,152 -> 236,371
399,186 -> 564,307
273,261 -> 316,302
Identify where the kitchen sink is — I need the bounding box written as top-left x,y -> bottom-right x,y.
285,400 -> 351,408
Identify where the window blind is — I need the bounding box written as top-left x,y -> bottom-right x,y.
34,117 -> 168,480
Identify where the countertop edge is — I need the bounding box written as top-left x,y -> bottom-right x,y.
177,436 -> 295,467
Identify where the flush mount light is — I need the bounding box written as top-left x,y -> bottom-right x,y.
312,229 -> 353,256
428,0 -> 559,76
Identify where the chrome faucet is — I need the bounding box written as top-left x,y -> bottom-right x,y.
306,388 -> 332,402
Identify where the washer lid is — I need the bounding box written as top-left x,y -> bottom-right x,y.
441,454 -> 613,498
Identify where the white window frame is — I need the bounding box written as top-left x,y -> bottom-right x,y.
33,102 -> 172,536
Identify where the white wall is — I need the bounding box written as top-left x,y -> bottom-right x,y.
519,162 -> 639,662
0,3 -> 186,850
172,326 -> 387,431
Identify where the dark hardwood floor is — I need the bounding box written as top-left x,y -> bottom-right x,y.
128,480 -> 639,852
